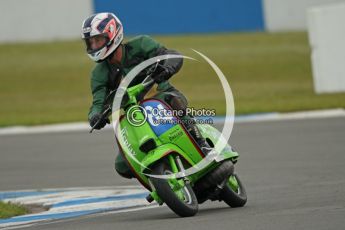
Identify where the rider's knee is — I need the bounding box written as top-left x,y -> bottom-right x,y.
115,154 -> 134,179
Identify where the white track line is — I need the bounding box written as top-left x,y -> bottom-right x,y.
2,205 -> 159,230
0,186 -> 154,229
235,108 -> 345,123
0,108 -> 344,136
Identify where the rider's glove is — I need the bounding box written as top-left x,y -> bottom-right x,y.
89,113 -> 110,130
152,65 -> 172,83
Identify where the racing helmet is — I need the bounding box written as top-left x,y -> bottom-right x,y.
82,12 -> 123,62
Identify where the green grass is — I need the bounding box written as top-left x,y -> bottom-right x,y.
0,201 -> 28,219
0,32 -> 345,126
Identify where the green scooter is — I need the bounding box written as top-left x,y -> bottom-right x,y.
90,66 -> 247,217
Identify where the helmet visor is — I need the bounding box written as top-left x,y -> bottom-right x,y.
84,34 -> 109,54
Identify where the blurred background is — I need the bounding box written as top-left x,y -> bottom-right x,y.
0,0 -> 345,127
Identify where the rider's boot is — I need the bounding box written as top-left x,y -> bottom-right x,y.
183,116 -> 214,156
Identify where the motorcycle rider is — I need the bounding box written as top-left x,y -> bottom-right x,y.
82,12 -> 212,179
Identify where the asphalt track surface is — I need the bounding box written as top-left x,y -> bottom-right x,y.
1,117 -> 344,230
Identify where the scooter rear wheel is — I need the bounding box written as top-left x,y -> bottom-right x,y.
220,173 -> 247,207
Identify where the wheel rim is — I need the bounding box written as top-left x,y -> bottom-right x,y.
228,175 -> 240,194
181,186 -> 193,204
164,169 -> 192,204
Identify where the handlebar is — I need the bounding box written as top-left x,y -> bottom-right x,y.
89,60 -> 161,133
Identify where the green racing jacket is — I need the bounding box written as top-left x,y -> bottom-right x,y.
88,35 -> 183,120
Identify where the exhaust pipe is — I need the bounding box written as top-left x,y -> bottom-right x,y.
193,160 -> 234,192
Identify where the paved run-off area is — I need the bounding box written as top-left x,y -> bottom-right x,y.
0,117 -> 344,229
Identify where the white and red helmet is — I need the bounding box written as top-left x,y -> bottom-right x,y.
82,12 -> 123,62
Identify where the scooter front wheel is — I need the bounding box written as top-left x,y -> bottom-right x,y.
150,161 -> 198,217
